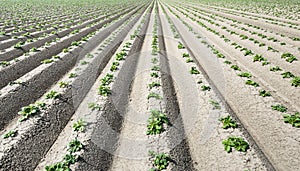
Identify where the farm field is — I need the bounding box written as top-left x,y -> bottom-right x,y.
0,0 -> 299,170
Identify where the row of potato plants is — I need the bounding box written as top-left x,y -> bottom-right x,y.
184,4 -> 300,44
147,8 -> 171,171
1,8 -> 140,139
160,4 -> 251,163
167,3 -> 300,128
170,5 -> 300,88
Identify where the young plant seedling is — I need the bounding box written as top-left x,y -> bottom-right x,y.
3,130 -> 17,139
147,110 -> 170,135
45,90 -> 60,99
72,119 -> 87,132
151,66 -> 160,71
271,104 -> 287,113
291,76 -> 300,87
201,85 -> 211,91
281,53 -> 297,63
244,50 -> 254,56
98,85 -> 111,96
59,81 -> 70,88
115,51 -> 127,61
41,59 -> 54,64
245,80 -> 259,87
209,100 -> 221,109
149,82 -> 161,89
186,58 -> 194,63
88,102 -> 101,111
151,58 -> 158,64
149,151 -> 171,170
45,162 -> 70,171
262,61 -> 270,66
68,139 -> 83,153
270,66 -> 282,72
80,60 -> 89,65
231,65 -> 241,71
101,74 -> 114,85
177,42 -> 185,49
224,60 -> 232,65
182,53 -> 190,58
238,72 -> 252,78
69,73 -> 77,78
190,67 -> 200,74
253,54 -> 266,62
219,116 -> 237,129
18,104 -> 40,122
259,90 -> 271,97
222,136 -> 249,153
150,72 -> 159,78
283,112 -> 300,127
281,72 -> 295,78
0,61 -> 10,67
147,92 -> 162,100
63,153 -> 78,165
110,65 -> 118,72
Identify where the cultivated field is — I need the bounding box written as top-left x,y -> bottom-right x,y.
0,0 -> 299,170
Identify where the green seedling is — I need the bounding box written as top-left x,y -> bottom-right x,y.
244,50 -> 254,56
201,85 -> 211,91
52,55 -> 61,59
71,41 -> 80,46
63,154 -> 78,165
291,76 -> 300,87
219,116 -> 237,129
245,80 -> 259,87
281,52 -> 297,63
150,72 -> 159,78
3,130 -> 17,139
45,162 -> 70,171
231,65 -> 241,71
151,58 -> 158,64
115,51 -> 127,61
63,48 -> 69,53
147,92 -> 162,100
68,139 -> 83,153
186,58 -> 194,63
98,85 -> 111,96
281,72 -> 294,78
182,53 -> 189,58
177,42 -> 185,49
270,66 -> 282,72
30,47 -> 39,52
253,54 -> 266,62
238,72 -> 252,78
259,90 -> 271,97
88,102 -> 101,111
59,81 -> 70,88
101,74 -> 114,85
147,110 -> 170,135
110,65 -> 118,72
190,67 -> 200,74
209,100 -> 221,109
149,82 -> 161,89
271,104 -> 287,113
72,119 -> 87,132
283,112 -> 300,127
41,59 -> 54,64
224,60 -> 232,65
222,136 -> 249,153
0,61 -> 10,67
45,90 -> 60,99
150,152 -> 171,170
69,73 -> 77,78
18,104 -> 40,122
262,61 -> 270,66
151,66 -> 160,71
80,60 -> 89,65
